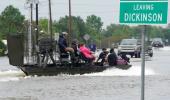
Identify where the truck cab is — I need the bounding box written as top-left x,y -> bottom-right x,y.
118,39 -> 141,58
118,39 -> 153,58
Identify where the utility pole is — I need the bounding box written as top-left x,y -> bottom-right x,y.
35,0 -> 39,65
35,0 -> 39,46
48,0 -> 53,41
68,0 -> 72,46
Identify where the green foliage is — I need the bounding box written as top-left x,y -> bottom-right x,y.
53,16 -> 87,42
0,4 -> 169,50
86,15 -> 103,43
0,40 -> 6,56
162,28 -> 170,44
104,24 -> 132,39
39,18 -> 48,34
86,15 -> 103,33
0,33 -> 2,39
0,5 -> 25,38
52,15 -> 170,47
53,15 -> 104,44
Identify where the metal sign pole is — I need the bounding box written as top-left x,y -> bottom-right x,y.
141,25 -> 146,100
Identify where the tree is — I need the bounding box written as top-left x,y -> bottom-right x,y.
162,28 -> 170,44
85,15 -> 103,44
86,15 -> 103,33
53,16 -> 86,42
104,24 -> 132,40
38,18 -> 49,36
0,5 -> 25,38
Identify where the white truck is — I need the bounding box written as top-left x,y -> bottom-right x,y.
118,39 -> 153,58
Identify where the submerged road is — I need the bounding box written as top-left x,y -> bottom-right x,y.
0,47 -> 170,100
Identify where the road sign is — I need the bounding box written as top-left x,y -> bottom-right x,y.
83,34 -> 90,41
119,0 -> 168,24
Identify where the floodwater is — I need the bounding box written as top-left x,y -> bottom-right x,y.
0,47 -> 170,100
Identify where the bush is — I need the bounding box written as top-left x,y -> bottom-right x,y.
0,40 -> 6,56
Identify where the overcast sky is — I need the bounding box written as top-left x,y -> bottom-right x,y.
0,0 -> 169,28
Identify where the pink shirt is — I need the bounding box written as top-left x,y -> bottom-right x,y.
79,45 -> 94,59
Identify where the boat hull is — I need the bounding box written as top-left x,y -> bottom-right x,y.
20,63 -> 132,76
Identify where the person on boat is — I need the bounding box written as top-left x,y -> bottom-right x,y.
58,32 -> 74,54
119,53 -> 130,63
78,43 -> 95,64
71,39 -> 79,56
88,43 -> 96,52
96,48 -> 109,66
71,39 -> 80,63
107,48 -> 117,66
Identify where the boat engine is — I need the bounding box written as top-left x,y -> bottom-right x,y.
38,37 -> 56,67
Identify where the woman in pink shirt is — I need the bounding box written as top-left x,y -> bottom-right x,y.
79,44 -> 95,61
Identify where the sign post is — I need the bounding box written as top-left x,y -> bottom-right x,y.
119,0 -> 168,100
83,34 -> 90,44
141,25 -> 146,100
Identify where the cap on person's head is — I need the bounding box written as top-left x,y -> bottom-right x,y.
62,32 -> 68,35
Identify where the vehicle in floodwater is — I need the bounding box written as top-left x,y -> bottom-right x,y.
151,38 -> 164,48
118,39 -> 153,58
7,35 -> 131,76
6,1 -> 131,76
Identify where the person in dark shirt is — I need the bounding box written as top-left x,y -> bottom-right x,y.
97,48 -> 108,66
107,48 -> 117,66
58,32 -> 75,62
88,43 -> 96,52
119,52 -> 130,63
71,39 -> 80,63
58,32 -> 74,53
71,39 -> 79,56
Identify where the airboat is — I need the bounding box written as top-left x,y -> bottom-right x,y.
7,34 -> 131,76
7,0 -> 131,76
